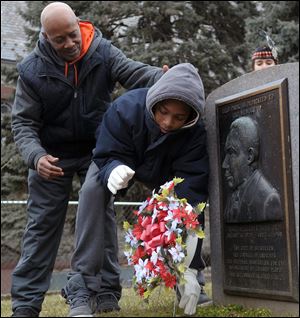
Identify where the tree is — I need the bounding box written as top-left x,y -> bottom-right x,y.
2,1 -> 299,200
1,107 -> 28,198
245,1 -> 299,70
1,0 -> 298,266
14,1 -> 300,91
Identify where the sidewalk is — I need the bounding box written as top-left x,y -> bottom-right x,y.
1,266 -> 134,296
49,266 -> 134,291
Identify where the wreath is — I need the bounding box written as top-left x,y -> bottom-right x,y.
123,177 -> 205,299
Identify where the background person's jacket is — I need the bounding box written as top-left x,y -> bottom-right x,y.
11,21 -> 163,169
93,63 -> 209,206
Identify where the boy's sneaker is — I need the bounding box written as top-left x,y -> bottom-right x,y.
61,273 -> 94,317
93,292 -> 120,313
197,286 -> 213,306
11,307 -> 39,317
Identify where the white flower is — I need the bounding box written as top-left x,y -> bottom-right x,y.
164,210 -> 175,222
168,199 -> 180,210
164,220 -> 182,240
168,244 -> 185,263
155,247 -> 164,259
124,249 -> 133,265
134,258 -> 149,283
157,202 -> 168,210
138,199 -> 149,215
125,229 -> 138,247
185,204 -> 193,214
161,180 -> 173,189
150,250 -> 158,265
151,206 -> 159,224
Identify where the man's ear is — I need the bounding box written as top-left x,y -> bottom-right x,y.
42,32 -> 48,40
247,147 -> 257,164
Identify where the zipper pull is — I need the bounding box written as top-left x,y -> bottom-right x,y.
74,90 -> 78,98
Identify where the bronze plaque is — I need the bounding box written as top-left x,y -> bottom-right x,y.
216,78 -> 298,301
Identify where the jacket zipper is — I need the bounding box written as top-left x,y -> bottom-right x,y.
40,73 -> 78,98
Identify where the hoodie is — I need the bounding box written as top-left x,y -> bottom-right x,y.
146,63 -> 205,127
12,21 -> 164,169
36,21 -> 96,87
93,63 -> 209,206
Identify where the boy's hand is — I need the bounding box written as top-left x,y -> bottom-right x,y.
107,165 -> 135,194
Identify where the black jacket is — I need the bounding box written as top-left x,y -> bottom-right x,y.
11,23 -> 163,169
93,64 -> 209,206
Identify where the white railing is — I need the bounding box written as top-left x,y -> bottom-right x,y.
1,201 -> 209,207
1,200 -> 142,206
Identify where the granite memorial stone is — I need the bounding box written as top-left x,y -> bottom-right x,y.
205,63 -> 299,316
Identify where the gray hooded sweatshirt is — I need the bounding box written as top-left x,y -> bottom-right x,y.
93,63 -> 209,206
146,62 -> 205,128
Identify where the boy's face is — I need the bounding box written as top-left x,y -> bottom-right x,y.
153,100 -> 191,134
253,58 -> 276,71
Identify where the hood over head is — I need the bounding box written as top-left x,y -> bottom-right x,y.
146,63 -> 205,128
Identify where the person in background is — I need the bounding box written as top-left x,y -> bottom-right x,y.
251,45 -> 279,71
10,2 -> 167,317
62,63 -> 209,316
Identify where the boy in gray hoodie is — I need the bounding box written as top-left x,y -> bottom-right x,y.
63,63 -> 209,316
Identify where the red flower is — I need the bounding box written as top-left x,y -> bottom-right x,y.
145,260 -> 154,272
137,284 -> 145,297
123,178 -> 205,300
183,212 -> 199,229
156,210 -> 168,222
172,208 -> 183,222
146,199 -> 158,212
161,271 -> 177,289
132,223 -> 144,240
168,182 -> 175,191
132,246 -> 146,264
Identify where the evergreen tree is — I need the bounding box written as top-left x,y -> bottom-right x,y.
16,1 -> 299,90
245,1 -> 299,70
1,0 -> 298,264
2,1 -> 299,200
1,107 -> 28,198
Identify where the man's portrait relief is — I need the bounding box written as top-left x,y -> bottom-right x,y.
222,116 -> 284,223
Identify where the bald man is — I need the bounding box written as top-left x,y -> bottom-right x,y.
11,2 -> 166,317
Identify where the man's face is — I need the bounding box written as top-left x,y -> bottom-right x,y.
153,100 -> 191,134
253,58 -> 276,71
43,19 -> 82,62
222,131 -> 249,190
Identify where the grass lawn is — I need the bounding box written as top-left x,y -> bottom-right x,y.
1,283 -> 279,317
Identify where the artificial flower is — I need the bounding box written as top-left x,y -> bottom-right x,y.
123,177 -> 206,299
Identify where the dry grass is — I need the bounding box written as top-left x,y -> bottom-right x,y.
2,287 -> 176,317
1,283 -> 279,317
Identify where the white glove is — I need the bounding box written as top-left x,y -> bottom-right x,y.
107,165 -> 135,194
184,231 -> 198,268
177,232 -> 200,315
178,268 -> 201,315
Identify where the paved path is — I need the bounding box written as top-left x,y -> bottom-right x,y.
1,266 -> 134,295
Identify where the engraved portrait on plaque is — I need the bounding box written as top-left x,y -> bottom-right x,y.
222,116 -> 283,223
215,78 -> 298,302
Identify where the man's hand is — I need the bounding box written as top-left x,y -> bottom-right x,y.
37,155 -> 64,179
107,165 -> 135,194
178,268 -> 201,315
